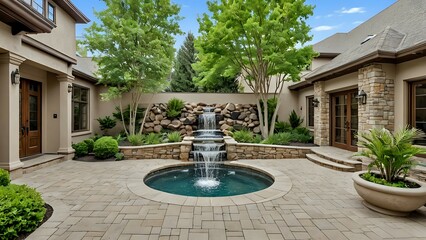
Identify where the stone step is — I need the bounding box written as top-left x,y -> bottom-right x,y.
306,154 -> 355,172
22,154 -> 66,174
311,148 -> 362,171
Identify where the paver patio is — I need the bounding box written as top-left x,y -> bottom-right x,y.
13,159 -> 426,240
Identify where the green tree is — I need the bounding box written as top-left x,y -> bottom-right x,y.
195,0 -> 316,138
170,33 -> 197,92
84,0 -> 182,136
76,39 -> 88,57
198,74 -> 240,93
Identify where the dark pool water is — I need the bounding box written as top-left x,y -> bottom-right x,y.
144,164 -> 274,197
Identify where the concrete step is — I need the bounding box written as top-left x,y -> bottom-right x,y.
311,148 -> 362,171
306,154 -> 355,172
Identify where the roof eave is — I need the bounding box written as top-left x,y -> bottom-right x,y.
72,68 -> 98,83
53,0 -> 90,23
306,50 -> 396,82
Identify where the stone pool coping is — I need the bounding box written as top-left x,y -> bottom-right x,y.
126,160 -> 292,206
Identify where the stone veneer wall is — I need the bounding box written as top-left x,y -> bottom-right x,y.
119,140 -> 192,160
313,81 -> 330,146
225,137 -> 311,160
358,64 -> 395,132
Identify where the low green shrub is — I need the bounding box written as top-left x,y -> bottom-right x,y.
291,133 -> 313,143
166,98 -> 185,118
115,134 -> 126,143
0,184 -> 46,239
233,129 -> 254,143
72,142 -> 88,158
167,132 -> 182,142
361,172 -> 418,188
262,132 -> 292,145
128,134 -> 144,146
292,126 -> 311,135
274,121 -> 292,133
93,136 -> 119,159
253,135 -> 263,143
144,133 -> 162,145
115,152 -> 124,161
83,139 -> 95,153
0,169 -> 10,187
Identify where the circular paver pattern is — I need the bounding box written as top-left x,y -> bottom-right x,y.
127,161 -> 292,206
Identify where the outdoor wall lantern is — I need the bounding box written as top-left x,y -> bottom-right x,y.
11,69 -> 20,85
312,98 -> 320,107
67,83 -> 73,93
356,90 -> 367,105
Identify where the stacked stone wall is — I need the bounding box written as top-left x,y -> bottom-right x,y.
143,102 -> 260,136
313,81 -> 330,146
358,64 -> 395,133
119,141 -> 192,160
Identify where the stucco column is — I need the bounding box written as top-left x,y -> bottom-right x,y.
314,81 -> 330,146
358,64 -> 394,133
0,53 -> 26,176
57,74 -> 75,156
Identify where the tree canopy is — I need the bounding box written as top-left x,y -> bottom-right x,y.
169,33 -> 198,92
84,0 -> 182,136
195,0 -> 316,137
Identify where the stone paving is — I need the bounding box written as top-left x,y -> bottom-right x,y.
13,159 -> 426,240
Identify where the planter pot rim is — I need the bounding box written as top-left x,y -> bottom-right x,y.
352,170 -> 426,196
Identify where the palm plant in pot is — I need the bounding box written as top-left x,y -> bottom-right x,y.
353,127 -> 426,216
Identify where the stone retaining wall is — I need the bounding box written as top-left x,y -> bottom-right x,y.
143,102 -> 260,136
119,141 -> 192,160
224,137 -> 312,160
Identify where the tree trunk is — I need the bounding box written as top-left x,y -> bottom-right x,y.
139,94 -> 155,135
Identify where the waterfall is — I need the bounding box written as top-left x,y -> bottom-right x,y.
192,107 -> 226,189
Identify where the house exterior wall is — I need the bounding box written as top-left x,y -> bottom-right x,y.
295,86 -> 314,129
28,4 -> 77,59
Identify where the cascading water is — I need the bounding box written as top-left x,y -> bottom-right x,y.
192,107 -> 226,189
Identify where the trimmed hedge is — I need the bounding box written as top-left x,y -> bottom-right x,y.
93,136 -> 119,159
83,139 -> 95,153
0,169 -> 10,187
72,142 -> 88,158
0,184 -> 46,239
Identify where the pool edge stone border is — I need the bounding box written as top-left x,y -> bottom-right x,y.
126,160 -> 292,206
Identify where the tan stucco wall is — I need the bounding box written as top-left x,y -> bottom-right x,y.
395,57 -> 426,130
29,4 -> 77,59
323,72 -> 358,93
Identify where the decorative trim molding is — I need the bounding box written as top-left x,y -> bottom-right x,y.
0,52 -> 26,65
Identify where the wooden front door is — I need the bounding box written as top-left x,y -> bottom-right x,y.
20,79 -> 42,158
331,90 -> 358,151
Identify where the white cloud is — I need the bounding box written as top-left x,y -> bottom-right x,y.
339,7 -> 366,14
313,25 -> 337,32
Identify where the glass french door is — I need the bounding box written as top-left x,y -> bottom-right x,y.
331,90 -> 358,151
19,79 -> 42,158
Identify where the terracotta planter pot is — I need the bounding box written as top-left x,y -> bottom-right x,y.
352,171 -> 426,216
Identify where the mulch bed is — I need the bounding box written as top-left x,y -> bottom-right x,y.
17,203 -> 53,240
73,154 -> 115,162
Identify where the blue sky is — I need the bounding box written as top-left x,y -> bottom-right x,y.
73,0 -> 397,50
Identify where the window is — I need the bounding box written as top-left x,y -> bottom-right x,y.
47,3 -> 55,22
307,96 -> 314,128
22,0 -> 56,22
72,85 -> 89,132
410,81 -> 426,145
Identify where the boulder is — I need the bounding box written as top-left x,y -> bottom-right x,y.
160,119 -> 171,127
249,113 -> 258,120
153,120 -> 160,125
226,119 -> 234,125
242,104 -> 251,109
214,108 -> 222,113
149,112 -> 156,121
231,111 -> 241,120
145,127 -> 154,133
155,114 -> 163,122
170,120 -> 182,129
225,103 -> 236,111
153,125 -> 163,133
238,112 -> 247,120
185,104 -> 193,110
253,127 -> 261,133
144,122 -> 154,128
220,124 -> 231,130
233,124 -> 244,131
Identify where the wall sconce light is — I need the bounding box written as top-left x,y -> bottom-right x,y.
312,98 -> 320,107
356,89 -> 367,105
11,69 -> 20,85
67,83 -> 73,93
